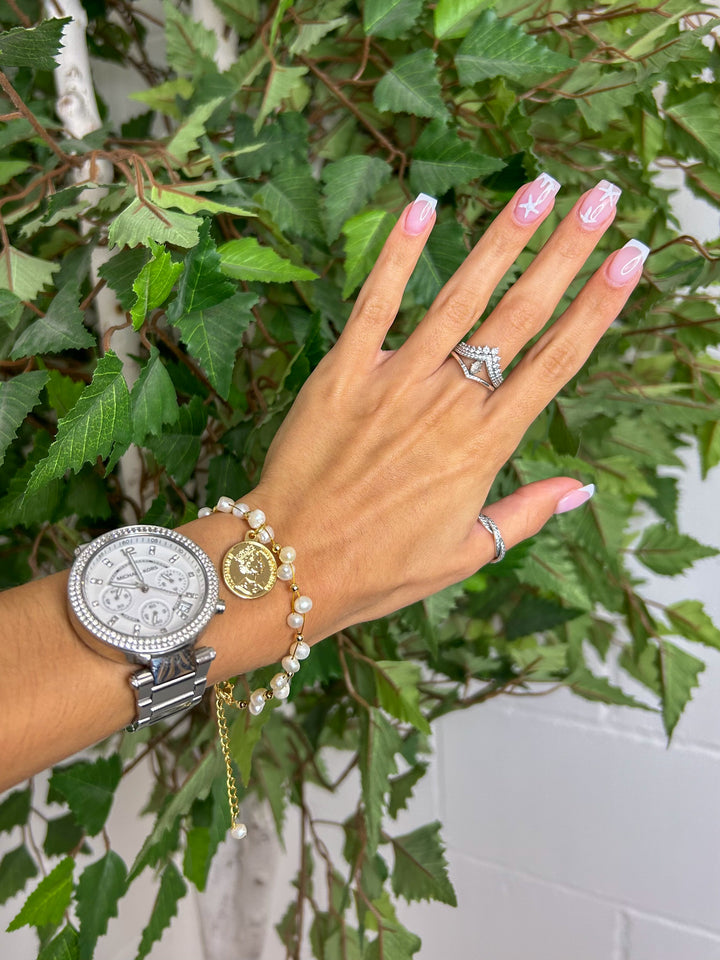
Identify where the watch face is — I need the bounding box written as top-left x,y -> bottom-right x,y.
68,525 -> 219,658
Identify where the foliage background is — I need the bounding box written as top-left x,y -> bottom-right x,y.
0,0 -> 719,957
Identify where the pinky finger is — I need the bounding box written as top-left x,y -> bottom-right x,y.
467,478 -> 595,567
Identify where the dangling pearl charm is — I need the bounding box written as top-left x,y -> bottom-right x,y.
231,823 -> 248,840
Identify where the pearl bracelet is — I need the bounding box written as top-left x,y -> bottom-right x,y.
198,495 -> 312,839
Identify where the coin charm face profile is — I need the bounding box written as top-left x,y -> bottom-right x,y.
222,541 -> 278,599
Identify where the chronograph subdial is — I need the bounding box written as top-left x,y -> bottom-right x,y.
140,599 -> 173,628
101,586 -> 133,613
154,566 -> 189,594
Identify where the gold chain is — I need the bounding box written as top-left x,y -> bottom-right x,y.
215,684 -> 240,831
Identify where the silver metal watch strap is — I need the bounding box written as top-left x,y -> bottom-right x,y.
127,645 -> 216,731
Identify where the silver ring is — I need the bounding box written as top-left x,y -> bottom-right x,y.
452,342 -> 504,389
478,513 -> 506,563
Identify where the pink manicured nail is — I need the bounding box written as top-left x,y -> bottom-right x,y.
512,173 -> 561,226
606,239 -> 650,286
577,179 -> 621,230
404,193 -> 437,235
554,483 -> 595,515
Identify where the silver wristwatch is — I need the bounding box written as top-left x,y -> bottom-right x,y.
67,524 -> 225,730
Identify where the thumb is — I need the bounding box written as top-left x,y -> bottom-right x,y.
470,478 -> 595,565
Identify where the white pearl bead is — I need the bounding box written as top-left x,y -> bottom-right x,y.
277,563 -> 294,581
232,504 -> 248,517
279,546 -> 296,563
294,595 -> 313,614
282,655 -> 300,675
287,612 -> 304,630
265,525 -> 274,540
198,507 -> 213,518
216,496 -> 234,513
293,640 -> 310,661
248,700 -> 264,716
274,683 -> 291,700
270,672 -> 289,691
231,823 -> 248,840
248,509 -> 266,529
250,688 -> 266,708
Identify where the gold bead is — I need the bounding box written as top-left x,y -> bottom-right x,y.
265,689 -> 274,700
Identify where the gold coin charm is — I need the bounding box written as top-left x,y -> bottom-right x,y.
223,541 -> 277,599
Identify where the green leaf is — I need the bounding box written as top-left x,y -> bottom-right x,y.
389,821 -> 456,906
48,755 -> 122,837
0,370 -> 48,468
98,247 -> 150,310
149,184 -> 253,219
517,540 -> 593,610
130,750 -> 221,880
665,91 -> 720,166
0,788 -> 31,833
359,708 -> 401,853
0,17 -> 71,70
135,862 -> 187,960
364,895 -> 422,959
255,164 -> 323,239
322,155 -> 392,241
257,65 -> 310,131
230,705 -> 273,787
664,600 -> 720,651
212,0 -> 260,37
26,352 -> 131,495
406,219 -> 466,307
11,284 -> 95,357
410,120 -> 504,196
506,594 -> 582,640
76,852 -> 127,960
455,11 -> 575,86
43,814 -> 86,858
374,661 -> 431,734
130,77 -> 194,119
434,0 -> 496,39
659,641 -> 704,739
163,0 -> 217,74
37,924 -> 79,960
388,765 -> 427,819
183,827 -> 212,891
108,199 -> 201,250
144,396 -> 207,486
233,112 -> 309,178
130,242 -> 183,329
167,219 -> 235,320
130,347 -> 179,444
218,237 -> 317,282
373,49 -> 448,120
697,419 -> 720,479
364,0 -> 423,39
0,288 -> 23,328
167,98 -> 225,165
0,846 -> 38,906
0,160 -> 30,185
635,523 -> 718,576
342,209 -> 394,298
0,246 -> 59,301
565,668 -> 653,710
171,291 -> 257,399
290,16 -> 349,55
7,856 -> 74,931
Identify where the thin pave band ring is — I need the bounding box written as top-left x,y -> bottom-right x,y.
478,513 -> 506,563
451,342 -> 504,389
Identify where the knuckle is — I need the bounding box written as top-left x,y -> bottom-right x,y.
530,336 -> 581,382
432,284 -> 483,332
499,297 -> 541,342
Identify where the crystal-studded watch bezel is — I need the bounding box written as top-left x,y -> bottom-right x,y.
68,524 -> 219,658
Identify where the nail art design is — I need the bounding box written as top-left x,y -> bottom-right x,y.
554,483 -> 596,515
606,239 -> 650,286
578,179 -> 621,230
404,193 -> 437,235
513,173 -> 561,225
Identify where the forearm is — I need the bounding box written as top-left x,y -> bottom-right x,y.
0,504 -> 325,791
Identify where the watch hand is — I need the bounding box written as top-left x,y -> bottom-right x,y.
122,550 -> 149,590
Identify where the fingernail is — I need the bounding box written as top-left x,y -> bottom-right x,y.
404,193 -> 437,235
577,179 -> 621,230
512,173 -> 561,226
606,239 -> 650,286
554,483 -> 595,515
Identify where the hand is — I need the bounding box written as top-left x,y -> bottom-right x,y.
251,175 -> 646,643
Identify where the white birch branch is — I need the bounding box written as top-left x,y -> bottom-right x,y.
46,0 -> 144,516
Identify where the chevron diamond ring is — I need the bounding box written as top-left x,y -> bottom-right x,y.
451,342 -> 504,390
